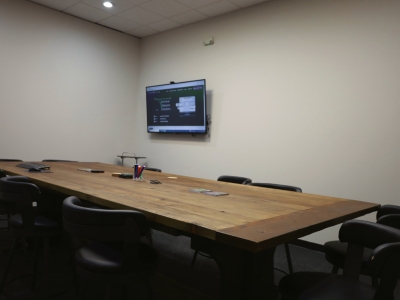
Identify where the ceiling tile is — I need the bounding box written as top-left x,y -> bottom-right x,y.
170,10 -> 208,25
147,19 -> 181,32
175,0 -> 220,9
82,0 -> 134,14
28,0 -> 259,39
139,0 -> 191,18
98,16 -> 142,32
30,0 -> 81,11
125,0 -> 151,5
127,26 -> 159,38
64,3 -> 112,22
228,0 -> 268,8
118,6 -> 164,25
197,0 -> 240,17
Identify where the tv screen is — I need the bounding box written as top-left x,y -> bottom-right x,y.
146,79 -> 207,134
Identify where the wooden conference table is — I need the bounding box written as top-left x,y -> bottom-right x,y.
0,161 -> 379,299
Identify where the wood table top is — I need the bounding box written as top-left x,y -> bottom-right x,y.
0,161 -> 379,252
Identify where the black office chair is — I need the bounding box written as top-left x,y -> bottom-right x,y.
0,170 -> 12,230
146,168 -> 162,172
0,176 -> 68,298
279,220 -> 400,300
42,160 -> 78,162
0,159 -> 23,230
247,182 -> 302,274
217,175 -> 252,185
63,196 -> 159,299
248,182 -> 302,193
324,205 -> 400,286
0,159 -> 23,162
190,175 -> 253,267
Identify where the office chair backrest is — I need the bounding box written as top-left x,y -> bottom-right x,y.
280,220 -> 400,300
0,159 -> 23,162
63,196 -> 150,242
42,160 -> 78,162
340,220 -> 400,254
146,168 -> 162,172
376,205 -> 400,220
376,214 -> 400,231
63,196 -> 153,271
247,182 -> 302,193
339,221 -> 400,287
217,175 -> 252,185
0,176 -> 41,232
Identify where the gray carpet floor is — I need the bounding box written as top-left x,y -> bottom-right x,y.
0,224 -> 399,299
151,230 -> 400,299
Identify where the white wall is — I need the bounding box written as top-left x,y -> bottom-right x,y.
0,0 -> 140,164
137,0 -> 400,243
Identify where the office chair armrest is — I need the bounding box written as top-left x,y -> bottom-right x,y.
377,214 -> 400,230
377,205 -> 400,219
369,242 -> 400,278
339,220 -> 400,249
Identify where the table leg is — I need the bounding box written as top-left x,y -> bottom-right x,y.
192,237 -> 279,300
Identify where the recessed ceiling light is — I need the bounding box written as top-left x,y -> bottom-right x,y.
103,2 -> 113,8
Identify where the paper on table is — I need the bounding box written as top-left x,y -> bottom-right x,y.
189,188 -> 212,193
203,191 -> 229,196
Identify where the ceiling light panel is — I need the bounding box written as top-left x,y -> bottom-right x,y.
64,3 -> 112,22
83,0 -> 134,14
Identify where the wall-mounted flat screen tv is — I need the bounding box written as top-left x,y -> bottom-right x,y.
146,79 -> 207,134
